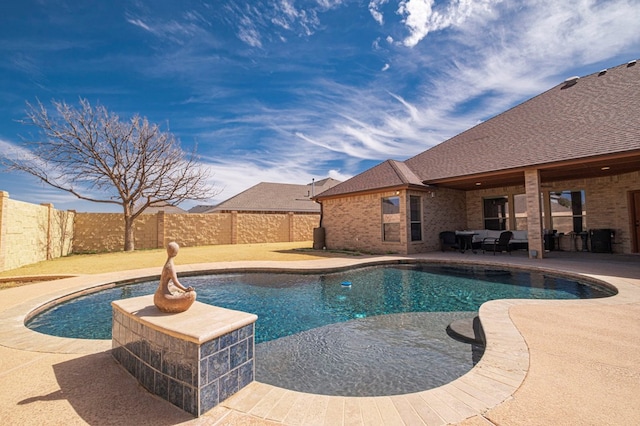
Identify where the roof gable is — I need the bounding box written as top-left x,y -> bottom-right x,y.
315,160 -> 426,199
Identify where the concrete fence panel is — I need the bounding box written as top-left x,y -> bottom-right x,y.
0,192 -> 75,272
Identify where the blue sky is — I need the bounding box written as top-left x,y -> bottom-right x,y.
1,0 -> 639,212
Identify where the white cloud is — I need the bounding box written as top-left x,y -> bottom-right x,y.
238,16 -> 263,47
315,0 -> 345,9
126,18 -> 152,32
397,0 -> 499,47
125,11 -> 215,46
123,0 -> 640,198
369,0 -> 389,25
278,0 -> 640,172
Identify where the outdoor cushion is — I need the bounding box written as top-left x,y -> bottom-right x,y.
511,230 -> 528,243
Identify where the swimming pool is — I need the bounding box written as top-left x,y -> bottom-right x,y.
27,263 -> 614,341
26,263 -> 614,396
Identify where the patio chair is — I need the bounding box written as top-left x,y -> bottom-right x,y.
481,231 -> 513,255
439,231 -> 460,252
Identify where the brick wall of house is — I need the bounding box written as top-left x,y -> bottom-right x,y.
464,171 -> 640,253
550,171 -> 640,253
0,192 -> 74,272
322,190 -> 402,254
418,187 -> 467,253
321,188 -> 467,255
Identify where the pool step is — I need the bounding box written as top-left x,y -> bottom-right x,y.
446,316 -> 485,344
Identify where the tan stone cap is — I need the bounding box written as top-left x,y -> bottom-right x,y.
112,295 -> 258,344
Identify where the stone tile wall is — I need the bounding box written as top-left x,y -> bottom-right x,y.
112,307 -> 255,417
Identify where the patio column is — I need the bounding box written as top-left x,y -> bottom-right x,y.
524,169 -> 544,259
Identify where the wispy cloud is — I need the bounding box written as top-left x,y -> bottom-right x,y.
284,0 -> 640,167
2,0 -> 638,211
66,1 -> 640,195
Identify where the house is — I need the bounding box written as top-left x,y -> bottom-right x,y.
314,61 -> 640,258
203,178 -> 340,213
138,201 -> 188,214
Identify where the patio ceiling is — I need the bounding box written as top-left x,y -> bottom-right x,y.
424,151 -> 640,191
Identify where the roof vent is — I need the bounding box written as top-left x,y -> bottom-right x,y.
562,76 -> 579,88
628,59 -> 637,67
598,69 -> 607,76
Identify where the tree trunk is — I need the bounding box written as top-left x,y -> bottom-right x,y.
124,213 -> 135,252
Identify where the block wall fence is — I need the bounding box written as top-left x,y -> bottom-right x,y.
0,191 -> 75,272
0,190 -> 319,272
73,210 -> 319,253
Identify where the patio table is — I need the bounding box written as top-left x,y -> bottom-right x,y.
455,231 -> 478,253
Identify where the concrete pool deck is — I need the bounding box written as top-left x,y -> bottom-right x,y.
0,251 -> 639,425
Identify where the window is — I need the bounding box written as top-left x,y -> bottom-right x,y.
382,196 -> 400,242
483,197 -> 508,230
409,196 -> 422,241
551,190 -> 586,233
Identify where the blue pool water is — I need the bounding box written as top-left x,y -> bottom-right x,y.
27,264 -> 613,342
27,263 -> 614,396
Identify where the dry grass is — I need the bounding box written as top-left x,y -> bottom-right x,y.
0,242 -> 356,288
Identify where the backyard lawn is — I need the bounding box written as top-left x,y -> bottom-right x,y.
0,241 -> 352,289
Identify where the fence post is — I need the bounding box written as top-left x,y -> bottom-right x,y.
231,211 -> 238,244
288,212 -> 294,242
0,191 -> 8,271
40,203 -> 54,260
157,210 -> 165,249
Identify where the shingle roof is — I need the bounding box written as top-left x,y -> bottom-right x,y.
142,202 -> 188,214
317,60 -> 640,199
209,178 -> 340,213
314,160 -> 424,198
188,205 -> 216,213
406,61 -> 640,182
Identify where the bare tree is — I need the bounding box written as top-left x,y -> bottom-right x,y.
4,99 -> 217,251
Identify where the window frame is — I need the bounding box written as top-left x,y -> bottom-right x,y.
381,196 -> 401,242
550,190 -> 587,233
409,195 -> 422,242
483,196 -> 508,230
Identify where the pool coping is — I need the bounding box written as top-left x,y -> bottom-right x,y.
1,253 -> 639,424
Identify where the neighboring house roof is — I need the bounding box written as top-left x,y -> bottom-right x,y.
188,205 -> 216,213
141,202 -> 188,214
207,178 -> 341,213
316,60 -> 640,199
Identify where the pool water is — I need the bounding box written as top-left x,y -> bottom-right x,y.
27,264 -> 614,342
256,311 -> 485,395
26,263 -> 614,396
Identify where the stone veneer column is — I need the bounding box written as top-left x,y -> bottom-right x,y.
524,169 -> 544,258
